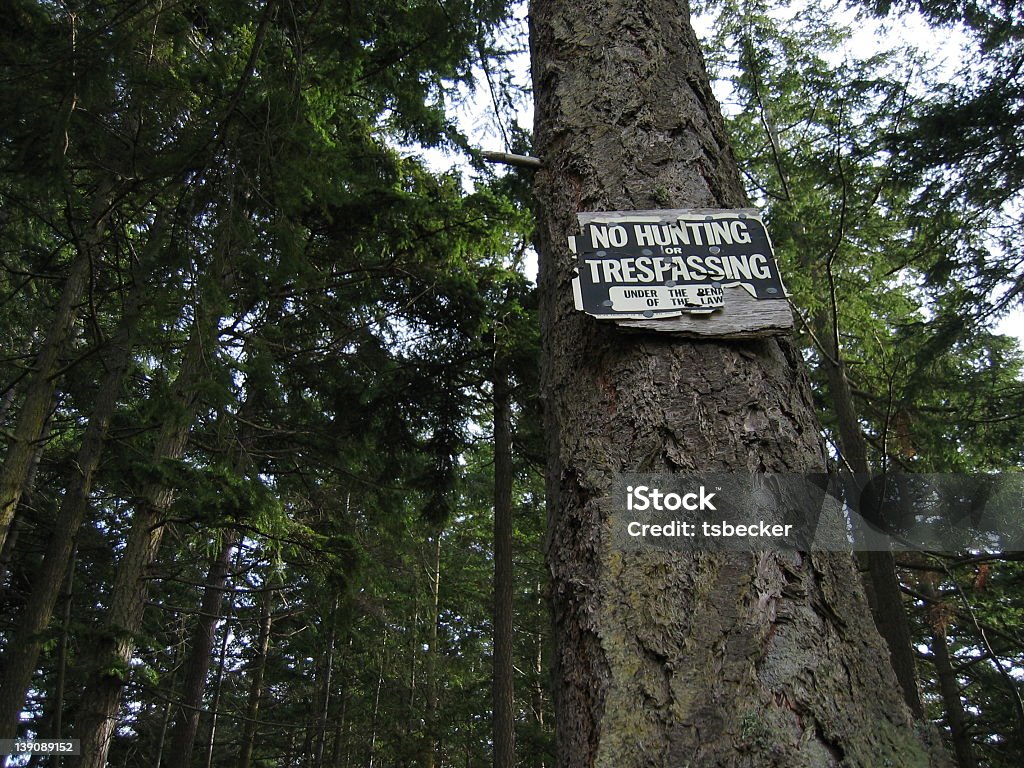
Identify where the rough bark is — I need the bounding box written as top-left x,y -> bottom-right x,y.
493,360 -> 516,768
73,316 -> 217,768
530,1 -> 950,766
165,532 -> 239,768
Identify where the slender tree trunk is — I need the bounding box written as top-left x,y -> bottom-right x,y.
492,359 -> 515,768
330,687 -> 347,768
314,597 -> 339,768
813,306 -> 925,719
423,536 -> 441,768
922,583 -> 978,768
155,699 -> 173,768
168,292 -> 274,768
22,548 -> 75,768
532,580 -> 547,768
0,218 -> 166,739
204,551 -> 239,768
237,584 -> 275,768
73,314 -> 218,768
296,618 -> 331,768
0,179 -> 114,551
299,707 -> 316,762
407,595 -> 419,745
165,531 -> 239,768
932,628 -> 977,768
367,625 -> 388,768
530,1 -> 950,765
203,614 -> 231,768
25,554 -> 74,768
50,547 -> 76,768
156,617 -> 187,768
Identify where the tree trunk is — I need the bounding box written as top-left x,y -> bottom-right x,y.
367,624 -> 389,768
53,547 -> 76,745
407,595 -> 419,745
529,1 -> 950,765
0,407 -> 54,601
813,306 -> 924,719
330,684 -> 348,768
0,514 -> 24,595
0,219 -> 165,739
314,598 -> 339,768
155,696 -> 174,768
73,315 -> 218,768
922,583 -> 978,768
21,551 -> 76,768
165,531 -> 239,768
532,580 -> 547,768
424,535 -> 441,768
932,633 -> 976,768
492,359 -> 516,768
237,584 -> 275,768
166,396 -> 256,768
204,550 -> 239,768
156,616 -> 188,768
0,179 -> 114,552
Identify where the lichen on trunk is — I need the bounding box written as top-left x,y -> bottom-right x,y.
529,0 -> 951,765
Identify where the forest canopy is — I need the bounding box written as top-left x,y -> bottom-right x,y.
0,0 -> 1022,766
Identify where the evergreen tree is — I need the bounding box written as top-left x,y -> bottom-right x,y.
531,0 -> 950,763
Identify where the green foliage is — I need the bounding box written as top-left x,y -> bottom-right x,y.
702,0 -> 1024,474
0,0 -> 550,764
851,0 -> 1024,317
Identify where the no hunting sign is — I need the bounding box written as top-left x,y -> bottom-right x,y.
570,209 -> 793,338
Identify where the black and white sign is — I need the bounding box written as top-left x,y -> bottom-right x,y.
571,210 -> 787,320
